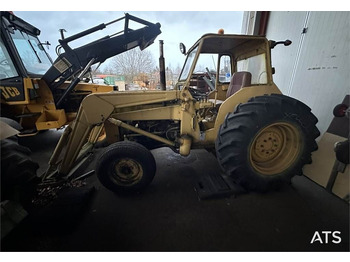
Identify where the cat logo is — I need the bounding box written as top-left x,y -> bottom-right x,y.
0,86 -> 21,99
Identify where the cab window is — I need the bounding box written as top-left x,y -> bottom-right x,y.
0,38 -> 18,79
179,47 -> 198,81
219,55 -> 231,83
10,28 -> 52,75
237,53 -> 267,84
190,53 -> 218,93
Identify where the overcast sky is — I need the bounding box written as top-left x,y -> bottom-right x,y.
14,11 -> 243,71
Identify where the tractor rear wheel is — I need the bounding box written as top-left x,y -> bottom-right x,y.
215,94 -> 320,192
96,141 -> 156,194
1,138 -> 39,208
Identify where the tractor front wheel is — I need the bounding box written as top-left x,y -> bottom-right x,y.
96,141 -> 156,194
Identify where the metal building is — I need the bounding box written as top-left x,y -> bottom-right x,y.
242,11 -> 349,199
243,11 -> 349,136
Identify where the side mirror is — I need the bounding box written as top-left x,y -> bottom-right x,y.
179,43 -> 186,55
284,40 -> 292,46
270,39 -> 292,49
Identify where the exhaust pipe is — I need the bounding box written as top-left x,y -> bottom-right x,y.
159,40 -> 166,90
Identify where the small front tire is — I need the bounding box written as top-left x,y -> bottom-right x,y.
96,141 -> 156,194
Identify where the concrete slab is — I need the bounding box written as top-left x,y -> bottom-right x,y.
1,130 -> 349,251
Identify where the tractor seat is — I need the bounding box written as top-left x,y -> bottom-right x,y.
209,71 -> 252,106
226,71 -> 252,98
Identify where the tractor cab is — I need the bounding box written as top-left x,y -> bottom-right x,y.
176,33 -> 274,102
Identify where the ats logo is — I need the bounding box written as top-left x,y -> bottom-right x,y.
0,86 -> 21,99
310,231 -> 341,244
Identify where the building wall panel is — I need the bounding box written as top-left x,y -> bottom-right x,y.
266,11 -> 349,136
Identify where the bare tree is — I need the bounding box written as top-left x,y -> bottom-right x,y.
109,48 -> 155,83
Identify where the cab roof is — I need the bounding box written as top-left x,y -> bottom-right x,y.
188,33 -> 268,54
1,11 -> 41,36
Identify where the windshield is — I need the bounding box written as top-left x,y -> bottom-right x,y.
179,46 -> 198,81
0,38 -> 18,79
193,53 -> 217,75
10,28 -> 52,75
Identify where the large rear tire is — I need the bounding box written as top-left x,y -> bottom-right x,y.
1,138 -> 39,207
96,141 -> 156,194
215,94 -> 320,192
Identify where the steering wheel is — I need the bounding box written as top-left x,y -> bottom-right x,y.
188,87 -> 208,101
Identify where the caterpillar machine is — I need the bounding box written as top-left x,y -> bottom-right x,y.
0,11 -> 161,237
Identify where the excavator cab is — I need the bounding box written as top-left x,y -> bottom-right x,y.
0,11 -> 53,103
0,11 -> 161,134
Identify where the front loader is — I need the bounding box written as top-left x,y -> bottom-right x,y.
0,12 -> 161,224
43,31 -> 320,193
0,11 -> 161,135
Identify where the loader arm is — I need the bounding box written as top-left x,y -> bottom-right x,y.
45,90 -> 179,179
57,94 -> 115,175
42,13 -> 161,105
42,94 -> 114,180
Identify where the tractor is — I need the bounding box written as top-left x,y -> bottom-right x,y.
42,30 -> 320,193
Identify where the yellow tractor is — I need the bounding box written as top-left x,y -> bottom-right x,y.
42,30 -> 320,193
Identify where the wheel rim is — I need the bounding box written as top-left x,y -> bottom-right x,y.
112,158 -> 143,186
250,122 -> 302,175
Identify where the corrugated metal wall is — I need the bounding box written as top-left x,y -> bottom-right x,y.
265,11 -> 350,136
